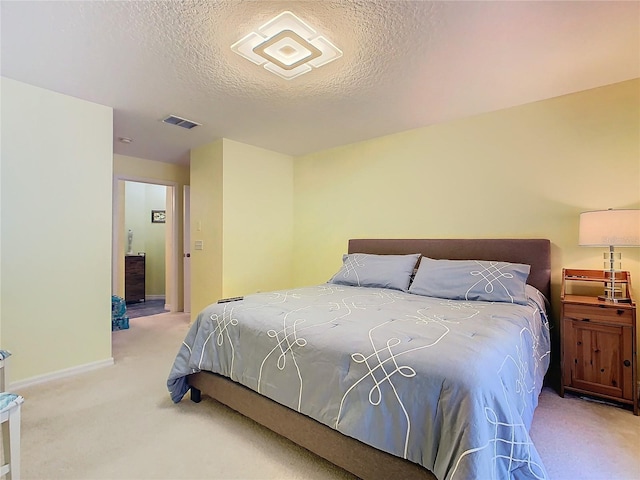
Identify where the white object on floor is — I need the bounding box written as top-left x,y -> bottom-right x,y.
0,351 -> 11,392
0,392 -> 23,480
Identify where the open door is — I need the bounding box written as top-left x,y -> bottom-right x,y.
183,185 -> 191,314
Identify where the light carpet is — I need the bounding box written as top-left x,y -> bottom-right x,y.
15,312 -> 640,479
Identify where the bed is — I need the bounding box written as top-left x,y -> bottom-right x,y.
167,238 -> 552,480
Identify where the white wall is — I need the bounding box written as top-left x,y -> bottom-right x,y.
0,77 -> 113,384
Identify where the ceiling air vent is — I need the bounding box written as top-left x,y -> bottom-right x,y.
162,114 -> 201,130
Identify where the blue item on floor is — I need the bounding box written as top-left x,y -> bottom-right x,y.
0,392 -> 23,411
111,295 -> 130,331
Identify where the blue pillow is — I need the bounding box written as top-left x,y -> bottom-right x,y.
409,257 -> 530,305
329,253 -> 421,292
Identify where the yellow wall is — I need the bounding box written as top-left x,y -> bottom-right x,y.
0,77 -> 113,383
293,79 -> 640,310
113,154 -> 190,185
189,139 -> 294,320
190,140 -> 224,318
144,184 -> 167,296
222,139 -> 294,297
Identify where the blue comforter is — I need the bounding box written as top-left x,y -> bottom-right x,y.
168,284 -> 550,480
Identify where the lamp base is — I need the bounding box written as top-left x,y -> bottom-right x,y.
597,294 -> 632,303
599,248 -> 631,303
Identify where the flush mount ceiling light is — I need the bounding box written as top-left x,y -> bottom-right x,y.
231,11 -> 342,80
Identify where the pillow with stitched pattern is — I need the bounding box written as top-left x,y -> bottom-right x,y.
408,257 -> 530,305
328,253 -> 421,292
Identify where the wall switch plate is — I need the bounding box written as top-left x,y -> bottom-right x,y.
194,240 -> 204,250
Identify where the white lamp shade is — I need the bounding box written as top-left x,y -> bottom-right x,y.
579,209 -> 640,246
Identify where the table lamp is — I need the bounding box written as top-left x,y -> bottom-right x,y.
579,208 -> 640,302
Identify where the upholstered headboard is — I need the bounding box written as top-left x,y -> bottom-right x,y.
348,238 -> 551,300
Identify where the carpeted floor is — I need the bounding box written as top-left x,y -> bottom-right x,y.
15,312 -> 640,479
125,298 -> 168,318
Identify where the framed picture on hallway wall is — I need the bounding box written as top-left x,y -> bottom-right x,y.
151,210 -> 166,223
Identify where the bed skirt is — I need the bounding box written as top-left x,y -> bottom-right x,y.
188,371 -> 436,480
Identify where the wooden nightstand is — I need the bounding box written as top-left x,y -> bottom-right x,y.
560,268 -> 638,415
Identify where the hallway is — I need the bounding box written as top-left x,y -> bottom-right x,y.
125,298 -> 168,318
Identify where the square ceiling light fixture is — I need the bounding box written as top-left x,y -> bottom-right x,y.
231,11 -> 342,80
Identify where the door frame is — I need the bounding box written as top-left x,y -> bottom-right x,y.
112,174 -> 179,312
183,185 -> 191,314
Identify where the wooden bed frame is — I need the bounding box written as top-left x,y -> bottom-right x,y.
188,238 -> 552,480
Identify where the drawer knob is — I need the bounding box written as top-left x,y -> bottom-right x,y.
624,360 -> 631,367
617,309 -> 624,315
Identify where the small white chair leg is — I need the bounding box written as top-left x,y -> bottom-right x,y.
1,394 -> 23,480
7,406 -> 20,480
1,412 -> 11,478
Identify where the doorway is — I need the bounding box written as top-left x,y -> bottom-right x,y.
112,176 -> 180,317
124,181 -> 166,304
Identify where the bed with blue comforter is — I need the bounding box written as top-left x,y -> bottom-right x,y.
167,238 -> 552,480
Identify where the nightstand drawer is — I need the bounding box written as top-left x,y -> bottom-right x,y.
563,303 -> 633,326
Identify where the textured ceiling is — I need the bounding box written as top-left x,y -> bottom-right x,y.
1,1 -> 638,166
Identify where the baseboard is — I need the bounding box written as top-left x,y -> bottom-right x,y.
8,357 -> 114,391
145,295 -> 165,301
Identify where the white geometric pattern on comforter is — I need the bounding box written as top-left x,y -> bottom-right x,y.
168,284 -> 550,480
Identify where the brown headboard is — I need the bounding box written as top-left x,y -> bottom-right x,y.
348,238 -> 551,300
